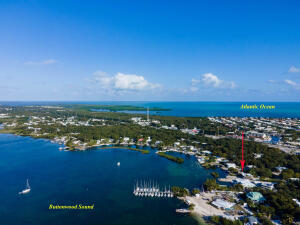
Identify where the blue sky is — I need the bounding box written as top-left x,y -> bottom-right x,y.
1,0 -> 300,101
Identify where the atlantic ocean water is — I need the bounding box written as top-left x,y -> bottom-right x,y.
1,101 -> 299,118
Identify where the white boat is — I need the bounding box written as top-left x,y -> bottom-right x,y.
197,157 -> 205,164
19,179 -> 31,194
117,162 -> 120,166
176,209 -> 190,213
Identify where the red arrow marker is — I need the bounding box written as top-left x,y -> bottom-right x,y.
240,131 -> 245,171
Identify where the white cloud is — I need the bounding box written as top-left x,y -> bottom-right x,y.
285,79 -> 297,86
93,70 -> 161,91
193,73 -> 236,89
114,73 -> 160,90
284,79 -> 300,90
289,66 -> 300,73
202,73 -> 222,87
24,59 -> 57,65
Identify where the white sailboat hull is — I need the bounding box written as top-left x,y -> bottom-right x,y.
19,188 -> 30,194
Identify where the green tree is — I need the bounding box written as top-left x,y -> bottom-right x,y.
282,169 -> 294,180
204,179 -> 219,191
282,214 -> 294,225
192,188 -> 200,195
211,172 -> 219,178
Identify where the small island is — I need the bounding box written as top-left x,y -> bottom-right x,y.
157,152 -> 184,164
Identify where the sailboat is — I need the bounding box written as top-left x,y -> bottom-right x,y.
19,179 -> 31,194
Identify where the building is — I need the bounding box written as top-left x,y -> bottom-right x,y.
246,130 -> 266,138
202,150 -> 212,155
211,199 -> 235,210
233,178 -> 256,188
275,166 -> 287,173
246,192 -> 265,203
240,172 -> 254,179
292,199 -> 300,206
226,163 -> 237,169
256,182 -> 275,190
246,216 -> 259,225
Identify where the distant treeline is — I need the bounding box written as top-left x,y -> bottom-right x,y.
63,104 -> 170,112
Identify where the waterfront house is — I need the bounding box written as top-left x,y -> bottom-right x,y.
226,163 -> 237,169
233,178 -> 256,188
202,150 -> 212,155
239,172 -> 254,179
174,142 -> 180,146
155,141 -> 161,145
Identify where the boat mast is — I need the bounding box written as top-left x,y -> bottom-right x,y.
26,179 -> 30,189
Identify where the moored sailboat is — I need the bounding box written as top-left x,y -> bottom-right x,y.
19,179 -> 31,194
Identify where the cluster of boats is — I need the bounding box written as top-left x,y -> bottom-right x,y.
133,180 -> 174,198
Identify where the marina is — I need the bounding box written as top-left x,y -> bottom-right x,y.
133,180 -> 174,198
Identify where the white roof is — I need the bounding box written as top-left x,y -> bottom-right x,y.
212,199 -> 235,209
226,163 -> 237,168
234,178 -> 256,188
